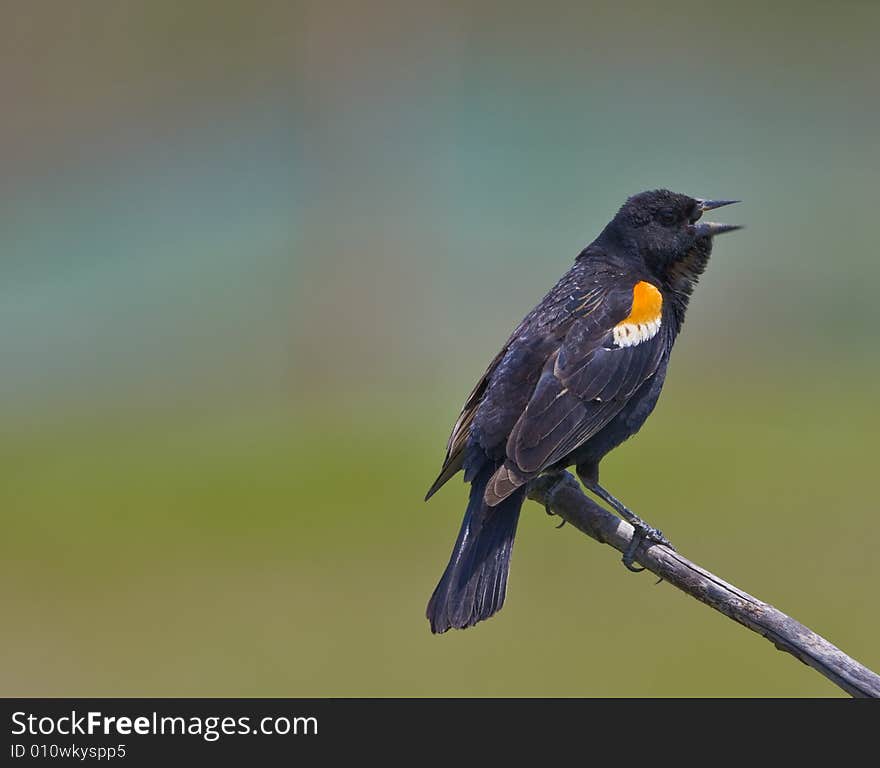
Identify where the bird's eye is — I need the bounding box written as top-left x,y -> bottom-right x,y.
657,209 -> 677,226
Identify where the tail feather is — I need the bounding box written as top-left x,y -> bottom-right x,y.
426,464 -> 525,633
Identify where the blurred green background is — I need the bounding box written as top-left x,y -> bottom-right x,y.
3,2 -> 878,697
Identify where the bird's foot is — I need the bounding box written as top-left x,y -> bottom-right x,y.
622,523 -> 674,572
530,473 -> 572,527
581,481 -> 673,566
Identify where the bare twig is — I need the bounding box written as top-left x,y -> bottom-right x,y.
528,472 -> 880,698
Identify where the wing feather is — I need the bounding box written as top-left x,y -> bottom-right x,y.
425,347 -> 506,500
428,268 -> 667,507
486,280 -> 668,505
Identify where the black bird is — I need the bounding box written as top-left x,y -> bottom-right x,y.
425,189 -> 740,634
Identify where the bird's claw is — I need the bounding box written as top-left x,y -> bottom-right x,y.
622,523 -> 674,572
545,501 -> 566,527
534,473 -> 570,529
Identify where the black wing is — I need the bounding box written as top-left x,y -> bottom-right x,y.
424,345 -> 507,501
485,281 -> 669,504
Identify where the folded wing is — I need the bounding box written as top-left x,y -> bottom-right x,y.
486,280 -> 668,505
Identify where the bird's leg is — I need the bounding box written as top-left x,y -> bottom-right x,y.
591,483 -> 673,571
576,465 -> 674,571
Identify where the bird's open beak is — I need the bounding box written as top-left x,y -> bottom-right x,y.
694,221 -> 742,236
697,199 -> 739,212
693,199 -> 741,237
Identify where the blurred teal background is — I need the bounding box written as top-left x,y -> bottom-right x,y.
2,2 -> 879,697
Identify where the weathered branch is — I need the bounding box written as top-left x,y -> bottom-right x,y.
528,472 -> 880,698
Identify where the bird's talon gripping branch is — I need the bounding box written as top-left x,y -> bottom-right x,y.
622,523 -> 673,571
531,473 -> 572,523
623,540 -> 646,571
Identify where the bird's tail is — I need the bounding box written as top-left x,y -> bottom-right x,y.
426,464 -> 525,634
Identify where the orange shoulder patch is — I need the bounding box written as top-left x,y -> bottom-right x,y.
624,281 -> 663,324
613,281 -> 663,348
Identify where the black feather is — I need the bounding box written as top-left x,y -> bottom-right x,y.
425,189 -> 734,632
426,461 -> 524,633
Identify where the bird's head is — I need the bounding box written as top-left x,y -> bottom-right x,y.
605,189 -> 740,282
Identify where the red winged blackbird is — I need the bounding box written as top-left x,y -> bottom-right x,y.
425,189 -> 740,634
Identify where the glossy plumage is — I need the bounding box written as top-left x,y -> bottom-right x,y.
426,190 -> 739,633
